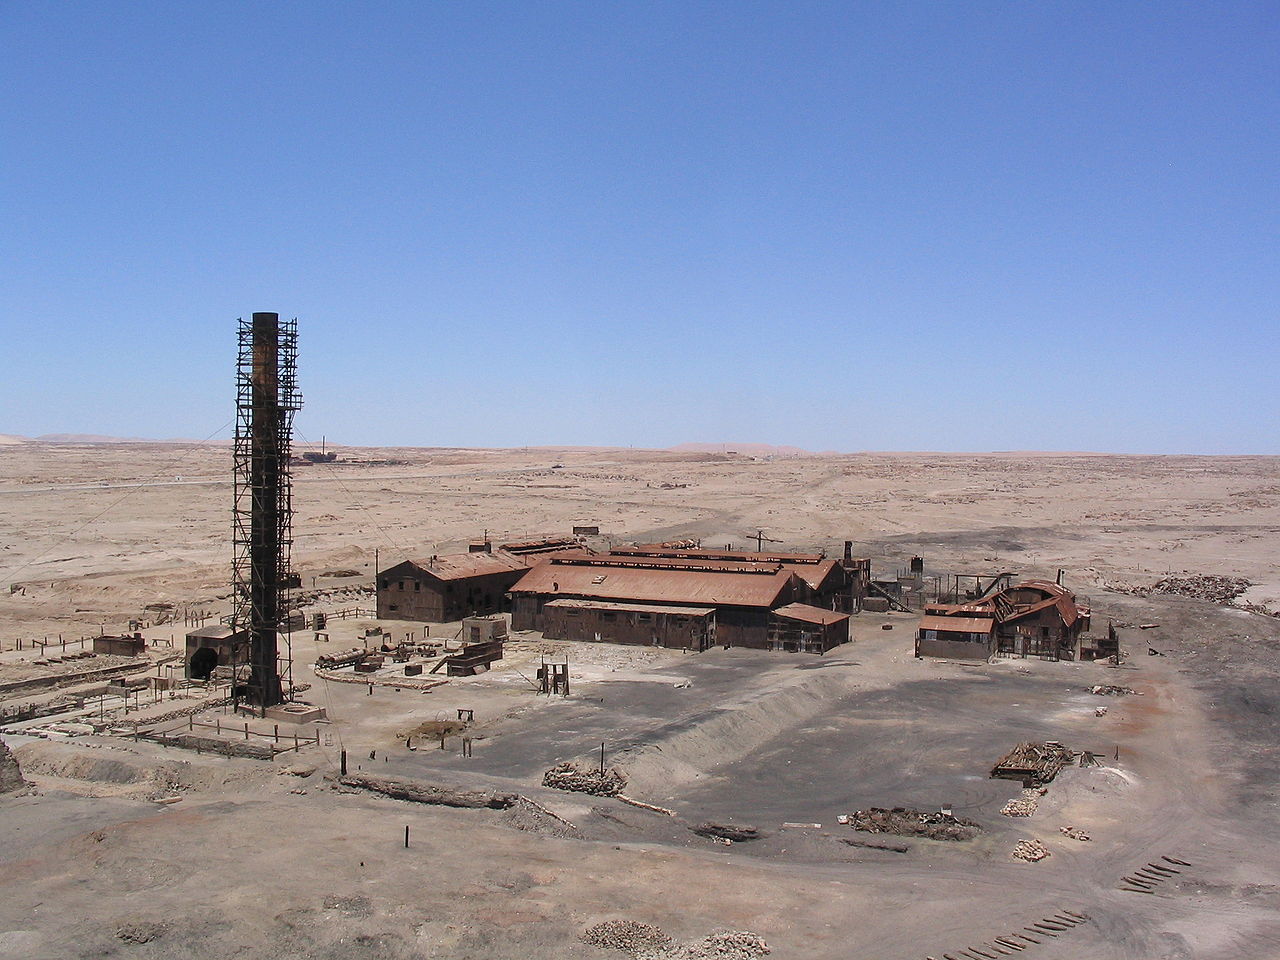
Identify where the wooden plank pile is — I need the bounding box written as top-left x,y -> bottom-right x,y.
990,741 -> 1074,784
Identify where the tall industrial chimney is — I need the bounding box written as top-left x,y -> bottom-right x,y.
232,313 -> 300,709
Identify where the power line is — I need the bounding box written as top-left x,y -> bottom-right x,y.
0,419 -> 235,585
293,429 -> 415,566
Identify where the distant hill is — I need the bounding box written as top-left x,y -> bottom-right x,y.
0,434 -> 29,446
32,434 -> 210,444
668,442 -> 837,457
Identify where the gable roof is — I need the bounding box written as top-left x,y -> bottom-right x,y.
384,552 -> 531,583
771,603 -> 849,626
510,559 -> 796,608
606,547 -> 842,592
918,615 -> 996,635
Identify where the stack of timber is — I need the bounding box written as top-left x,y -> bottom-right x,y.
430,639 -> 504,677
991,741 -> 1074,785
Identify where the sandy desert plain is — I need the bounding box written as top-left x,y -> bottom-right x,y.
1,439 -> 1280,960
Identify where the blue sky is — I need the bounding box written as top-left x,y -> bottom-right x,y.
2,2 -> 1276,453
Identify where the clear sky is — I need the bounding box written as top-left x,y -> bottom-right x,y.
2,3 -> 1277,453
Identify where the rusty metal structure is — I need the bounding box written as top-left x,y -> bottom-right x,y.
231,313 -> 300,708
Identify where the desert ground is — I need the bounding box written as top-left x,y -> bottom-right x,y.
2,441 -> 1280,960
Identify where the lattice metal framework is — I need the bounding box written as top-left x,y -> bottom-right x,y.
231,313 -> 301,708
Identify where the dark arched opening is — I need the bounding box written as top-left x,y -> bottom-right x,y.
190,646 -> 218,680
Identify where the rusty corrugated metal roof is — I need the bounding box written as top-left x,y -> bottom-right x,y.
771,603 -> 849,626
544,598 -> 715,617
401,552 -> 531,582
499,536 -> 582,555
1003,594 -> 1082,627
622,545 -> 828,564
604,548 -> 841,592
917,614 -> 996,634
510,561 -> 795,608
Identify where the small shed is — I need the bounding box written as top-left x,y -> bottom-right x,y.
93,634 -> 146,657
914,614 -> 997,660
767,604 -> 850,654
462,614 -> 508,644
185,624 -> 249,680
542,599 -> 716,650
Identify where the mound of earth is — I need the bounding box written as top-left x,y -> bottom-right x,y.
849,806 -> 981,841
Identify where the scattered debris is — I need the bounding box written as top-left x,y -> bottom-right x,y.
640,930 -> 771,960
839,837 -> 909,853
543,761 -> 626,796
504,797 -> 582,839
1143,575 -> 1251,604
0,739 -> 30,795
1095,706 -> 1108,717
115,920 -> 166,944
1090,684 -> 1139,696
1060,825 -> 1091,841
616,795 -> 676,816
1001,787 -> 1046,817
781,821 -> 821,829
848,807 -> 980,841
693,822 -> 764,842
1012,838 -> 1050,862
991,742 -> 1074,784
1140,623 -> 1159,630
581,920 -> 672,956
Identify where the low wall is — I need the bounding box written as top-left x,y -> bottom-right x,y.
916,637 -> 992,661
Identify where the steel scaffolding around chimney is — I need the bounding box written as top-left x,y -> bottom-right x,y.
231,313 -> 301,709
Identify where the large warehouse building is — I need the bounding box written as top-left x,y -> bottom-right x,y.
508,550 -> 848,650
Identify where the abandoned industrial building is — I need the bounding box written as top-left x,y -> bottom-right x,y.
508,551 -> 843,650
376,538 -> 581,623
767,603 -> 851,653
914,579 -> 1092,661
608,545 -> 852,609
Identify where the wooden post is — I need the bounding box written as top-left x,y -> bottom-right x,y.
340,749 -> 347,776
274,724 -> 279,743
404,824 -> 410,848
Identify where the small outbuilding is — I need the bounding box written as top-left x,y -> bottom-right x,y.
914,613 -> 997,660
185,624 -> 249,680
93,634 -> 147,657
767,604 -> 850,654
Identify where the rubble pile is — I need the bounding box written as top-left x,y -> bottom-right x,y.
1060,825 -> 1091,841
1143,575 -> 1252,603
640,931 -> 771,960
543,761 -> 626,797
0,739 -> 29,795
692,822 -> 764,843
1012,838 -> 1050,862
1090,684 -> 1139,696
503,798 -> 583,839
1001,787 -> 1046,817
581,920 -> 672,956
849,807 -> 981,841
990,741 -> 1074,784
